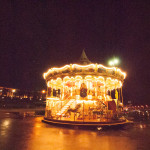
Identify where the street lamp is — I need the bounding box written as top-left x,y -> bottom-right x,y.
42,90 -> 46,94
12,89 -> 16,98
41,90 -> 46,100
108,57 -> 120,66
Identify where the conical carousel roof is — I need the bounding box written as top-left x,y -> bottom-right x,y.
79,50 -> 91,65
43,50 -> 126,81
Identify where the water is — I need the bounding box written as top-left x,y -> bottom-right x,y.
0,112 -> 150,150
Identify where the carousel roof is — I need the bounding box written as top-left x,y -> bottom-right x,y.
43,51 -> 126,82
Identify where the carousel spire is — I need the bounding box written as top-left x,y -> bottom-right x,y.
79,49 -> 91,65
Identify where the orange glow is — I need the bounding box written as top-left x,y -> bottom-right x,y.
42,90 -> 46,93
43,63 -> 126,80
12,89 -> 16,93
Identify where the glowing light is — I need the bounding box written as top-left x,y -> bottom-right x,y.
42,90 -> 46,93
12,89 -> 16,93
2,120 -> 10,127
108,57 -> 120,66
108,61 -> 114,66
43,63 -> 126,80
72,64 -> 95,69
35,123 -> 41,128
139,124 -> 146,129
87,95 -> 92,99
114,58 -> 119,64
76,95 -> 80,99
47,97 -> 60,101
76,100 -> 97,103
43,59 -> 127,120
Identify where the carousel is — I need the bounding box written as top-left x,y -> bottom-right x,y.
42,51 -> 130,129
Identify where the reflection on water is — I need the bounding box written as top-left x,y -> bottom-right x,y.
0,113 -> 150,150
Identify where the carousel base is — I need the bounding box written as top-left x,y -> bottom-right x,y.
42,117 -> 133,130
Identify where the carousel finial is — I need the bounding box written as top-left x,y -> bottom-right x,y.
79,49 -> 91,65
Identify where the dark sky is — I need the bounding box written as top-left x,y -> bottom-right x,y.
0,0 -> 150,104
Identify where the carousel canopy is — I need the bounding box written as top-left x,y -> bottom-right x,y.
43,51 -> 126,82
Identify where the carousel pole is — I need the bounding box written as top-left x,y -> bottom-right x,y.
45,81 -> 48,118
121,87 -> 123,107
104,77 -> 108,120
82,76 -> 85,122
104,78 -> 108,110
49,82 -> 53,117
95,64 -> 98,99
83,100 -> 84,122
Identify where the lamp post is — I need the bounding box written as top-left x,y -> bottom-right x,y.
41,90 -> 46,100
12,89 -> 16,97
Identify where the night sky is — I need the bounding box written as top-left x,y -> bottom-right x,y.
0,0 -> 150,104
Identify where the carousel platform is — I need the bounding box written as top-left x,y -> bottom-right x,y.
42,117 -> 133,130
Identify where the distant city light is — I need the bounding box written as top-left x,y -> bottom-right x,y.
12,89 -> 16,93
42,90 -> 46,94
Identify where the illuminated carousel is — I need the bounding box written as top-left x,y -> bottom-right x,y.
42,51 -> 130,129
